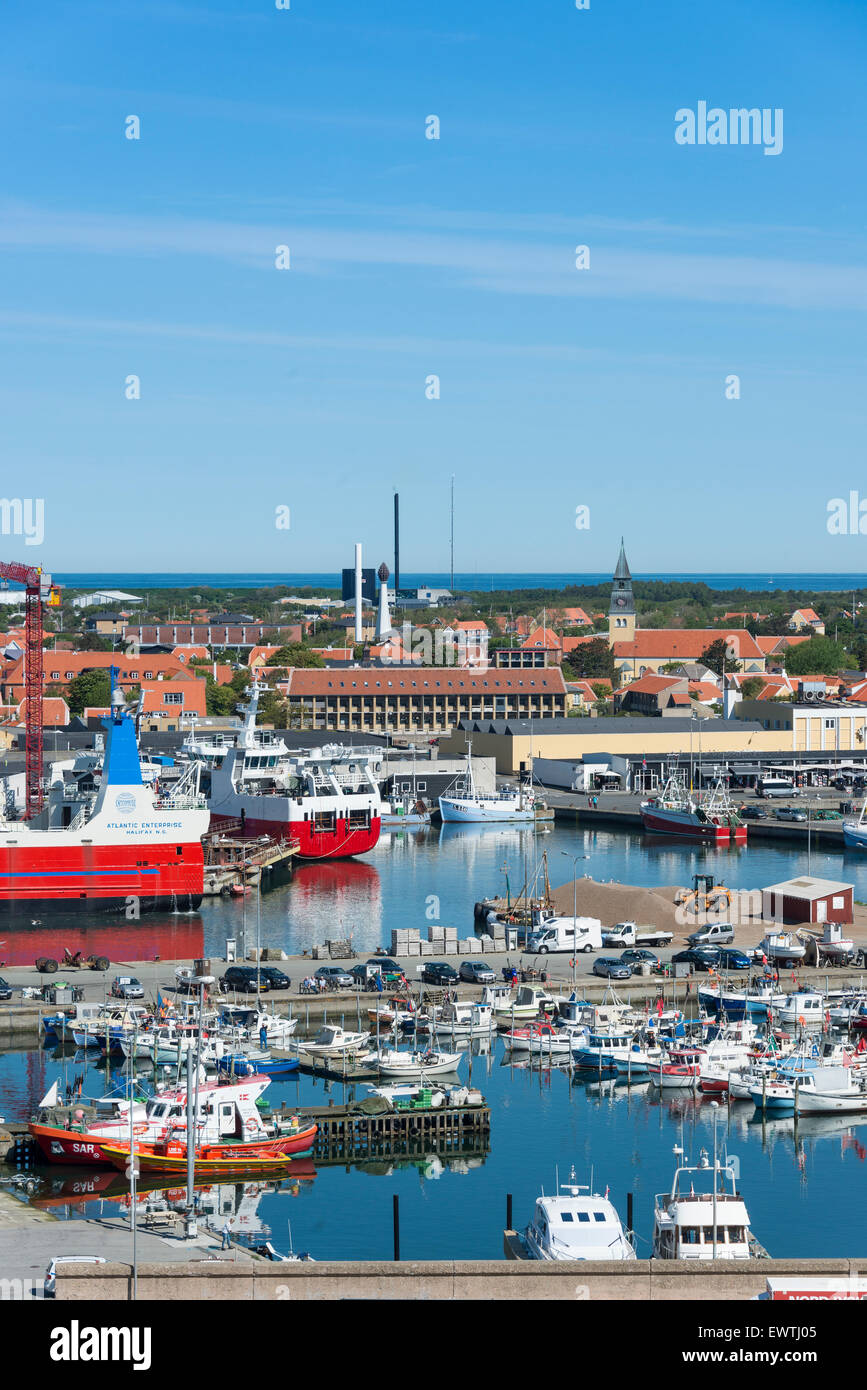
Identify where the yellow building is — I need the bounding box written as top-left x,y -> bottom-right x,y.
440,716 -> 790,775
734,699 -> 867,753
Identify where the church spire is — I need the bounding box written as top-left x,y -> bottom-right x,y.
614,537 -> 631,582
608,538 -> 636,642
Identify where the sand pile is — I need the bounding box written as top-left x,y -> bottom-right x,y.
552,876 -> 683,933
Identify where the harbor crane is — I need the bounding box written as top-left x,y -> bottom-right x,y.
0,562 -> 61,818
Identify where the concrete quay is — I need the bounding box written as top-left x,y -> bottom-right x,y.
544,785 -> 851,847
53,1253 -> 867,1301
5,941 -> 867,1052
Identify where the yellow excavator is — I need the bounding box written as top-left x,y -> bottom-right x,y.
675,873 -> 732,916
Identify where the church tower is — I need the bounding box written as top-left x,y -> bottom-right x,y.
608,538 -> 636,643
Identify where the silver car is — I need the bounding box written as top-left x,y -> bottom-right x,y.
314,966 -> 354,990
459,960 -> 495,984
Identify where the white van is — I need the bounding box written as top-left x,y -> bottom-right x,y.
757,777 -> 796,799
523,916 -> 603,955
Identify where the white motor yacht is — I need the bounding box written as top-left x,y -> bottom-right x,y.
524,1172 -> 635,1261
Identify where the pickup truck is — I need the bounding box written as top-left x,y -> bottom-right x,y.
687,922 -> 735,946
601,921 -> 674,949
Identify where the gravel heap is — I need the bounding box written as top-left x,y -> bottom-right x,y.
551,876 -> 683,932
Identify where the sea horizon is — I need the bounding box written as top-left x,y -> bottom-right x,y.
49,571 -> 866,595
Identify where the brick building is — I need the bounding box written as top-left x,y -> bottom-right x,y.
280,667 -> 567,733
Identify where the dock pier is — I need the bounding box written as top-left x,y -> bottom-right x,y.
283,1099 -> 491,1165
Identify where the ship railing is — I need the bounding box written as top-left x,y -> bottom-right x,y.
154,792 -> 208,810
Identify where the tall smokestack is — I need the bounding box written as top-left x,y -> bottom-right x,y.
394,493 -> 400,596
354,542 -> 363,643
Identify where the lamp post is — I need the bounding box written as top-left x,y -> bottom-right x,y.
561,852 -> 580,990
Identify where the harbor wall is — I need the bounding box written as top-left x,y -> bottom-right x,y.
56,1255 -> 864,1301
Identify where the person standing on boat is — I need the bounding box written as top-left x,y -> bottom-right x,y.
259,1023 -> 268,1051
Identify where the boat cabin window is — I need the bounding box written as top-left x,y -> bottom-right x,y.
577,1212 -> 591,1223
594,1212 -> 606,1223
680,1227 -> 700,1245
560,1212 -> 574,1223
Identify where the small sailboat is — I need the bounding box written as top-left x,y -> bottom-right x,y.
299,1025 -> 370,1058
371,1047 -> 463,1078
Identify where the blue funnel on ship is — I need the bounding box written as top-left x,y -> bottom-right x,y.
101,667 -> 142,787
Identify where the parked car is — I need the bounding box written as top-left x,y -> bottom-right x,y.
258,966 -> 291,990
671,947 -> 722,973
593,956 -> 632,979
775,807 -> 808,822
314,966 -> 354,990
740,806 -> 768,820
421,962 -> 460,986
110,976 -> 144,1000
44,1255 -> 106,1299
716,947 -> 752,971
219,966 -> 271,995
687,922 -> 735,946
618,948 -> 660,969
361,958 -> 404,983
0,977 -> 12,1001
459,960 -> 496,984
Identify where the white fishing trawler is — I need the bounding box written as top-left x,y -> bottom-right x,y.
652,1148 -> 763,1260
438,744 -> 542,823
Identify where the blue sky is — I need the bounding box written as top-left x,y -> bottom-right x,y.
1,0 -> 866,575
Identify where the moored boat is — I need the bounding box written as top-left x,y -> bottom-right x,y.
180,683 -> 383,861
652,1148 -> 764,1259
523,1171 -> 636,1261
640,776 -> 746,844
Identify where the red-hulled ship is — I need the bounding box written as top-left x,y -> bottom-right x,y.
640,776 -> 747,844
181,684 -> 383,860
1,687 -> 209,916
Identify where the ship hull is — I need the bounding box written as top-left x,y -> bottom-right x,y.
640,809 -> 730,841
0,843 -> 204,915
640,809 -> 745,843
210,811 -> 380,861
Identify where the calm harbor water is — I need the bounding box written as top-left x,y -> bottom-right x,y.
4,817 -> 865,968
4,822 -> 867,1259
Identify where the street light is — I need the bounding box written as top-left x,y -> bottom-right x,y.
561,852 -> 580,990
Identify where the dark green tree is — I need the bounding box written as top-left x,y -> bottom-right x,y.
67,668 -> 111,715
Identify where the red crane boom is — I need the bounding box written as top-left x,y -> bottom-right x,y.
0,562 -> 59,818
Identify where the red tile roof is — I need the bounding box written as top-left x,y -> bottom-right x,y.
521,629 -> 561,651
620,675 -> 683,695
613,629 -> 764,661
285,668 -> 566,695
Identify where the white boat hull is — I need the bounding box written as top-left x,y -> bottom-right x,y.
375,1051 -> 463,1077
438,796 -> 535,823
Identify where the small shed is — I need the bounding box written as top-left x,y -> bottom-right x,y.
762,876 -> 853,926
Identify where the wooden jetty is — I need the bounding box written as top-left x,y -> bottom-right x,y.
202,825 -> 298,895
280,1099 -> 491,1165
